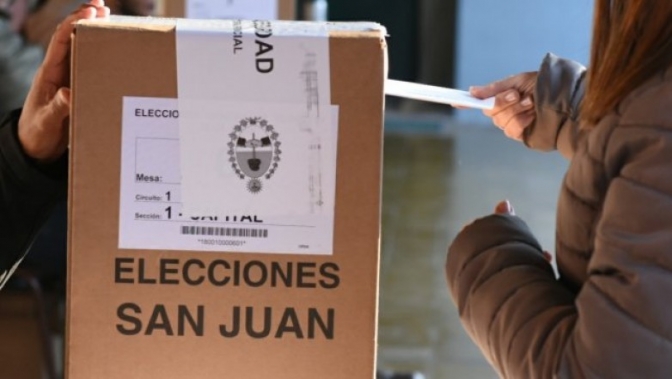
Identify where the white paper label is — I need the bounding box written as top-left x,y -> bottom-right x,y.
117,20 -> 337,254
186,0 -> 279,20
119,97 -> 338,255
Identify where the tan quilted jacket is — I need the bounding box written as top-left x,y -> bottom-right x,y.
447,53 -> 672,379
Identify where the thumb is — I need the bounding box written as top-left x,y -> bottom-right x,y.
494,200 -> 515,215
470,76 -> 520,99
43,87 -> 71,126
542,251 -> 553,263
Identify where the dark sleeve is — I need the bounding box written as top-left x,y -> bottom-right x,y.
0,110 -> 67,288
523,53 -> 588,159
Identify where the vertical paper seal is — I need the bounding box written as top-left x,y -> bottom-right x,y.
175,18 -> 334,215
164,19 -> 338,254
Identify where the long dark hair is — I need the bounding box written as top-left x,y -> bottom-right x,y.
581,1 -> 672,125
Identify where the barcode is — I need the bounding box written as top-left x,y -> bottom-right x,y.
181,226 -> 268,238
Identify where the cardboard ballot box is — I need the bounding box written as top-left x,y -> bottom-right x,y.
158,0 -> 297,20
67,16 -> 387,379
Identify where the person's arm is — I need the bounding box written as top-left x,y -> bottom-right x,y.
446,122 -> 672,378
471,53 -> 588,160
523,53 -> 588,159
0,109 -> 67,288
0,1 -> 109,288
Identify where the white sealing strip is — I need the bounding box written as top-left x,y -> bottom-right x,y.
175,19 -> 334,219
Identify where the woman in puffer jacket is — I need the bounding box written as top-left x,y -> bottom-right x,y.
446,2 -> 672,378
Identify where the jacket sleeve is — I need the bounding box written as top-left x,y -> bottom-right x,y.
523,53 -> 588,159
446,125 -> 672,378
446,215 -> 575,378
0,110 -> 67,289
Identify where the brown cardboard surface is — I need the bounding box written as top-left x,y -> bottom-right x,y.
67,18 -> 386,379
161,0 -> 297,20
0,292 -> 48,379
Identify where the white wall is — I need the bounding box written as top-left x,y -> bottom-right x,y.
454,0 -> 594,123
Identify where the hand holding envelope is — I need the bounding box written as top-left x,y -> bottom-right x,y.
385,79 -> 495,110
386,71 -> 537,142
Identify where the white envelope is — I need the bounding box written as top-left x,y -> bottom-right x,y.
385,79 -> 495,110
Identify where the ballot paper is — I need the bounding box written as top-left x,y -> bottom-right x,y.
385,79 -> 495,110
